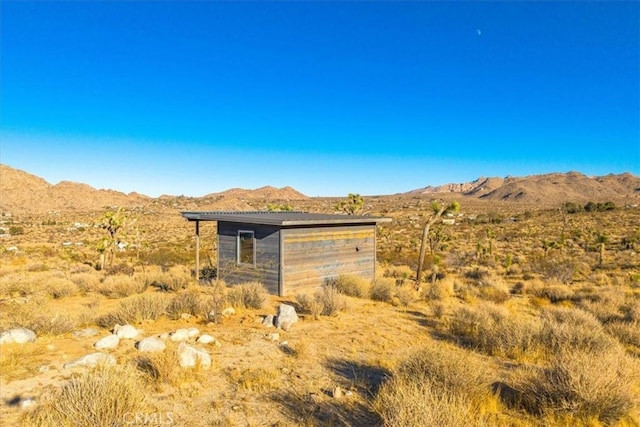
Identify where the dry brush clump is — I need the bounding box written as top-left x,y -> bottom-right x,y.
369,278 -> 395,303
96,293 -> 168,328
446,302 -> 542,360
295,283 -> 347,318
331,274 -> 370,298
165,288 -> 216,320
226,281 -> 267,310
94,274 -> 147,298
374,343 -> 495,426
21,364 -> 147,426
511,349 -> 638,424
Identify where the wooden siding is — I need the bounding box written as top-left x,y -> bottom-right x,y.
217,222 -> 280,295
281,225 -> 376,295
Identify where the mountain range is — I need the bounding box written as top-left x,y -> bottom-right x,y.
1,164 -> 638,213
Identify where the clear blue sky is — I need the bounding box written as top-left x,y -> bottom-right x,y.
1,1 -> 638,197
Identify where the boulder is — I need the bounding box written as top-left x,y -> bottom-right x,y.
187,327 -> 200,338
0,328 -> 36,344
114,324 -> 139,339
177,343 -> 211,368
136,336 -> 166,352
169,328 -> 191,342
196,334 -> 216,344
94,334 -> 120,350
64,352 -> 116,369
262,315 -> 275,328
275,304 -> 299,330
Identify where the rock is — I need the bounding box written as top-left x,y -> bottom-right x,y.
196,334 -> 216,344
180,313 -> 193,320
113,324 -> 139,339
72,328 -> 99,338
333,386 -> 343,399
64,352 -> 116,369
169,328 -> 191,342
177,343 -> 211,368
262,315 -> 275,328
222,307 -> 236,317
275,304 -> 299,330
187,327 -> 200,338
0,328 -> 36,344
94,334 -> 120,350
159,332 -> 169,340
136,336 -> 166,352
19,398 -> 36,409
266,332 -> 280,341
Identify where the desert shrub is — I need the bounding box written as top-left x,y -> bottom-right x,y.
538,307 -> 617,355
314,283 -> 346,316
226,282 -> 267,310
395,285 -> 417,307
97,274 -> 147,298
0,274 -> 35,297
513,349 -> 637,424
134,343 -> 203,388
532,284 -> 574,304
144,265 -> 191,292
374,344 -> 493,426
70,272 -> 101,293
104,263 -> 135,276
606,320 -> 640,348
576,289 -> 626,323
421,279 -> 455,301
96,294 -> 167,328
229,366 -> 280,393
529,253 -> 576,284
1,303 -> 77,336
369,278 -> 394,302
295,293 -> 323,319
45,277 -> 79,299
447,303 -> 541,359
331,274 -> 370,298
21,364 -> 147,426
166,290 -> 213,320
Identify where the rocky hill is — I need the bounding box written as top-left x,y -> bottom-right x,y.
407,171 -> 640,205
0,165 -> 307,213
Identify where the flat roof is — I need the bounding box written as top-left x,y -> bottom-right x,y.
181,211 -> 392,226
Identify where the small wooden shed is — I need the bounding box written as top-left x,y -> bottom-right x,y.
181,211 -> 391,296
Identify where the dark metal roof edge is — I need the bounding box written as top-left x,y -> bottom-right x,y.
180,211 -> 392,225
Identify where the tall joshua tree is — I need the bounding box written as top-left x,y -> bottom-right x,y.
416,201 -> 459,284
335,193 -> 364,215
97,207 -> 127,270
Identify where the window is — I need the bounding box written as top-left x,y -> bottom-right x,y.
237,231 -> 255,265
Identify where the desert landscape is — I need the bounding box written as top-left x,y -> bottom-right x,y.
0,164 -> 639,426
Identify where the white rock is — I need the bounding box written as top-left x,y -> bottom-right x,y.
266,332 -> 280,341
114,324 -> 139,339
136,336 -> 166,352
64,352 -> 116,369
187,327 -> 200,338
159,332 -> 170,340
262,315 -> 275,328
177,343 -> 211,368
275,304 -> 299,331
94,334 -> 120,350
196,334 -> 215,344
0,328 -> 36,344
169,328 -> 191,342
222,307 -> 236,317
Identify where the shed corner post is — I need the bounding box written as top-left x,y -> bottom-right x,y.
195,220 -> 200,282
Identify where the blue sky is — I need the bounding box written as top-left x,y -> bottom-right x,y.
1,1 -> 638,197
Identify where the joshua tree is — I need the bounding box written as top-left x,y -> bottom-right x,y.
335,193 -> 364,215
416,201 -> 459,284
96,207 -> 128,270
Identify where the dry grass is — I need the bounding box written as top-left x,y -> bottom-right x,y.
369,278 -> 394,302
96,293 -> 168,328
512,349 -> 638,424
374,343 -> 495,426
165,289 -> 213,320
94,274 -> 147,298
332,274 -> 370,298
21,364 -> 147,426
229,366 -> 281,393
226,281 -> 267,310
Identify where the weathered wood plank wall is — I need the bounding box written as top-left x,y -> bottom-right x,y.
217,222 -> 280,294
281,225 -> 375,295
